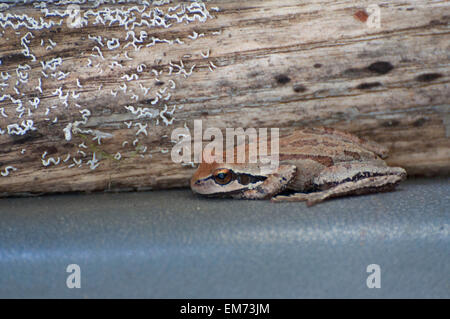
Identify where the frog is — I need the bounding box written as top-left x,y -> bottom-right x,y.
190,127 -> 406,206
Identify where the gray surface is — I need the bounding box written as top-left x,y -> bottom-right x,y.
0,177 -> 448,298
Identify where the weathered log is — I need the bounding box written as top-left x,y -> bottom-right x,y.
0,0 -> 449,196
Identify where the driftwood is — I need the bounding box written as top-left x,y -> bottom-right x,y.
0,0 -> 449,196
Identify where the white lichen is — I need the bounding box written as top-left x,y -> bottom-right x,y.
1,166 -> 17,177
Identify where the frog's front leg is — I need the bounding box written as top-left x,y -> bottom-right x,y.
233,165 -> 297,200
272,162 -> 406,206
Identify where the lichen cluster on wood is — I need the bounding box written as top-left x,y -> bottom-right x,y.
0,0 -> 449,197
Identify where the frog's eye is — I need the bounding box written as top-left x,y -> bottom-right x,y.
213,168 -> 232,185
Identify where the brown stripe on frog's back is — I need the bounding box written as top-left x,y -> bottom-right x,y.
345,146 -> 380,161
286,137 -> 341,148
280,153 -> 334,167
344,150 -> 361,160
282,133 -> 342,149
291,127 -> 387,159
286,138 -> 320,148
299,127 -> 367,145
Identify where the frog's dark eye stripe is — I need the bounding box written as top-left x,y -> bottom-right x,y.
238,174 -> 250,185
237,173 -> 267,185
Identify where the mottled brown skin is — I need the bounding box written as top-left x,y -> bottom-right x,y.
191,127 -> 406,206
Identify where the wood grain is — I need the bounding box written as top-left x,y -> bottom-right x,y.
0,0 -> 449,197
